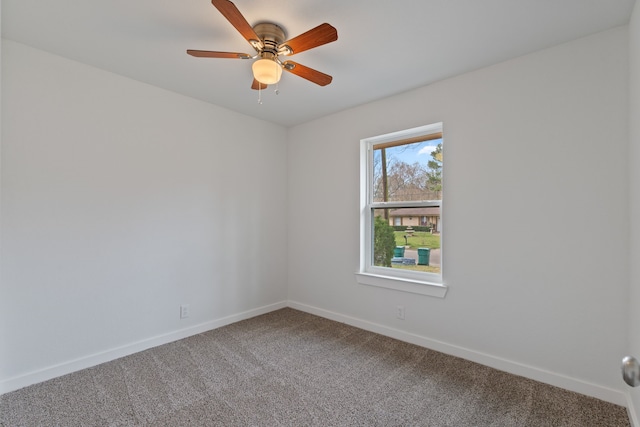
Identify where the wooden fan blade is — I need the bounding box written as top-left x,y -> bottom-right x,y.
211,0 -> 261,46
281,23 -> 337,55
251,79 -> 268,90
187,49 -> 251,59
283,61 -> 332,86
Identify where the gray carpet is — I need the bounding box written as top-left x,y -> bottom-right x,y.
0,308 -> 631,426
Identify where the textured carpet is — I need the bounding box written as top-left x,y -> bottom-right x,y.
0,308 -> 631,426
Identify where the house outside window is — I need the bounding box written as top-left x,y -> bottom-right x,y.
357,123 -> 447,298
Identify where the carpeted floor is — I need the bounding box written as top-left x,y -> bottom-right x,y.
0,308 -> 631,426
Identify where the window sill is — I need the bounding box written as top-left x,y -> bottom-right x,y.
355,272 -> 448,298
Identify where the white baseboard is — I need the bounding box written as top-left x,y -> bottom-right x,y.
2,299 -> 629,410
288,300 -> 628,407
0,301 -> 287,395
627,392 -> 640,427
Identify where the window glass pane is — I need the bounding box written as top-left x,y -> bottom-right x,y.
372,139 -> 442,203
372,208 -> 441,274
362,123 -> 444,285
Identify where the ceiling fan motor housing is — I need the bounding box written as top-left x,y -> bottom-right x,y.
253,23 -> 286,56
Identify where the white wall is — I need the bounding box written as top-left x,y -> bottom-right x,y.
627,1 -> 640,424
0,21 -> 633,410
0,40 -> 288,392
288,27 -> 629,403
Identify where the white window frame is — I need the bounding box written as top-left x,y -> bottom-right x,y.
356,123 -> 447,298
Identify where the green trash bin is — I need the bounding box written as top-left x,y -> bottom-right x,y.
393,246 -> 405,257
418,248 -> 430,265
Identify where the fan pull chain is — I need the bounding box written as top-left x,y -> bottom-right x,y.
274,60 -> 280,95
258,84 -> 263,105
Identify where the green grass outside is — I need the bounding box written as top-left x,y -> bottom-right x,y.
393,264 -> 441,273
394,231 -> 440,250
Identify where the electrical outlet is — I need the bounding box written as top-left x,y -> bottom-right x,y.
396,305 -> 405,320
180,304 -> 189,319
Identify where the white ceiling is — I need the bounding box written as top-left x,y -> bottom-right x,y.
2,0 -> 636,127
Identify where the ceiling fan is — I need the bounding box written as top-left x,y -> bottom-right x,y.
187,0 -> 338,90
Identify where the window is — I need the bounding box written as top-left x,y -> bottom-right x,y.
356,123 -> 447,298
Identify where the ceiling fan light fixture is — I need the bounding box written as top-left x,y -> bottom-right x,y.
252,58 -> 283,85
188,2 -> 338,89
